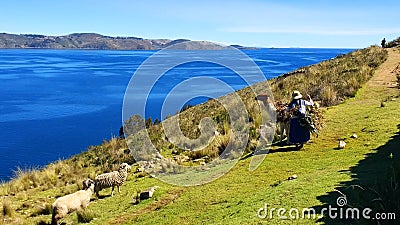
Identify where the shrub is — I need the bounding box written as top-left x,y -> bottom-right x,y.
2,198 -> 13,217
31,203 -> 52,216
320,86 -> 337,106
77,208 -> 97,223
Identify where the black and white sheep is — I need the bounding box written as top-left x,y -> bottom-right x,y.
94,162 -> 131,197
139,185 -> 159,200
51,179 -> 94,225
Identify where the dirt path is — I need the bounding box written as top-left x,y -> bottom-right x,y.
367,48 -> 400,92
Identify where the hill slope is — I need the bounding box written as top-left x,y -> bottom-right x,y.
0,33 -> 234,50
1,46 -> 399,224
102,48 -> 400,225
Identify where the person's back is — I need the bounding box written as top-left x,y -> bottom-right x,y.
287,91 -> 313,148
288,99 -> 307,118
287,91 -> 313,117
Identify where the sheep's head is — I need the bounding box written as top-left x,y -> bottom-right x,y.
82,178 -> 95,190
119,163 -> 132,173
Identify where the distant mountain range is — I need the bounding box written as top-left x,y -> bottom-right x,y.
0,33 -> 257,50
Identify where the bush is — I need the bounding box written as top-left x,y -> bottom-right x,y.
2,198 -> 13,217
77,208 -> 97,223
31,203 -> 52,216
320,86 -> 338,106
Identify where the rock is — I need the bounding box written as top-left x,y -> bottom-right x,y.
350,133 -> 357,139
338,141 -> 346,149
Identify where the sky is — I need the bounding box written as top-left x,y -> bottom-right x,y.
1,0 -> 399,48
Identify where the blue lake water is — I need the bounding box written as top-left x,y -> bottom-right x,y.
0,48 -> 353,180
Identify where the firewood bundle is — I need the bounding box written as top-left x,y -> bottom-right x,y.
274,101 -> 324,134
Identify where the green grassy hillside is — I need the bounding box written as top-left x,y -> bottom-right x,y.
1,45 -> 398,225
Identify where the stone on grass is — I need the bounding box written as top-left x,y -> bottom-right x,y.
338,141 -> 346,149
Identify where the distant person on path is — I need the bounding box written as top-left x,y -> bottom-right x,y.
381,38 -> 386,48
287,91 -> 314,149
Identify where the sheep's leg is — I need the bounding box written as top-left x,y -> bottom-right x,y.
53,213 -> 64,225
51,213 -> 59,225
111,186 -> 114,197
118,185 -> 121,193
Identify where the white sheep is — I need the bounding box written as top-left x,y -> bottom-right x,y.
94,162 -> 131,197
51,179 -> 94,225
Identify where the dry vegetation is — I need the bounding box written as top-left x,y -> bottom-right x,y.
270,46 -> 388,105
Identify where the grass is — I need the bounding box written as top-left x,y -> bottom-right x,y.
77,208 -> 97,223
2,198 -> 13,217
114,48 -> 399,225
0,45 -> 398,224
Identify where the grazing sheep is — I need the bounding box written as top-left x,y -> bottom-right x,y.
51,179 -> 94,225
139,185 -> 159,200
94,163 -> 131,197
132,186 -> 160,204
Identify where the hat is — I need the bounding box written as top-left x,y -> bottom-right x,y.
292,90 -> 302,100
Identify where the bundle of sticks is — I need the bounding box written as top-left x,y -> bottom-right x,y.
274,100 -> 324,134
255,94 -> 324,140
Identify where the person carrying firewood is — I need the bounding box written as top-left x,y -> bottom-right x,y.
286,90 -> 314,149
